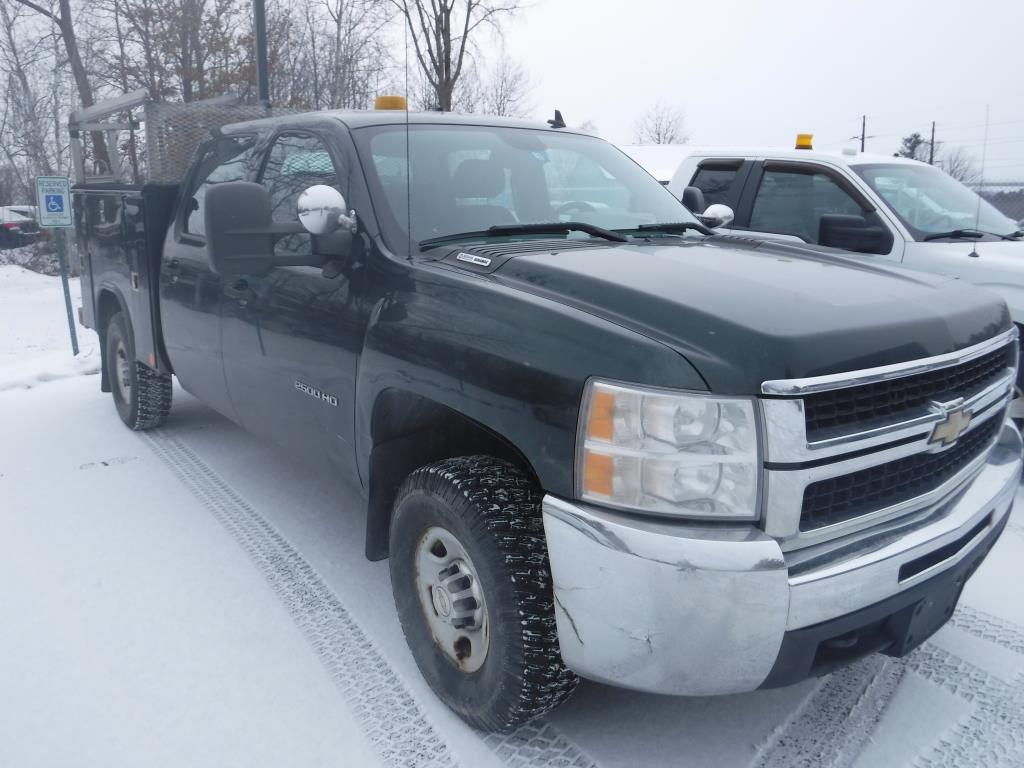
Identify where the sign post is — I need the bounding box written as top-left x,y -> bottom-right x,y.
34,176 -> 78,356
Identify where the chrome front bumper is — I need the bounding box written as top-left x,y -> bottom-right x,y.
542,422 -> 1022,696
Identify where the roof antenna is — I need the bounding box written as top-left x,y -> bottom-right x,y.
547,110 -> 566,129
969,105 -> 990,258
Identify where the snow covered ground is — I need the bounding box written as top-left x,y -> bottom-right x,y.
0,265 -> 99,391
1,265 -> 1023,767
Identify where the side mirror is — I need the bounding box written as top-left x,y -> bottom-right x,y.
298,185 -> 357,235
818,213 -> 893,254
205,181 -> 274,276
698,203 -> 735,229
681,186 -> 706,214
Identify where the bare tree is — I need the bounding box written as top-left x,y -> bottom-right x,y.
478,51 -> 530,117
895,131 -> 980,185
0,1 -> 54,178
259,0 -> 391,110
13,0 -> 110,169
633,102 -> 687,144
390,0 -> 520,112
941,146 -> 981,186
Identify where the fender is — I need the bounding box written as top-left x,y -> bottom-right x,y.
354,262 -> 706,500
972,280 -> 1024,328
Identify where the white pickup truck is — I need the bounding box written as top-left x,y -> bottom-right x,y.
622,143 -> 1024,415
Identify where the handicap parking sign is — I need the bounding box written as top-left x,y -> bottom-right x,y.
35,176 -> 72,228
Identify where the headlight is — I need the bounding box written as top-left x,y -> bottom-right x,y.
577,379 -> 761,520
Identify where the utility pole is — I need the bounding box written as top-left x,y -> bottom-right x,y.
253,0 -> 271,109
850,116 -> 875,152
929,121 -> 936,165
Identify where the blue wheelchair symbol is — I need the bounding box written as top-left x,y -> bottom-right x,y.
45,194 -> 64,213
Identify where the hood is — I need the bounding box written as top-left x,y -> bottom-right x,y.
491,236 -> 1011,394
922,238 -> 1024,259
910,238 -> 1024,320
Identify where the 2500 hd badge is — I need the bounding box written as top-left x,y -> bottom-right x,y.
295,380 -> 338,407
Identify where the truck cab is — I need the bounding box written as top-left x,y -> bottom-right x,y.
73,98 -> 1021,733
622,142 -> 1024,413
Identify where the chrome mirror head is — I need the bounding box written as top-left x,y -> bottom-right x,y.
297,184 -> 357,235
698,203 -> 735,229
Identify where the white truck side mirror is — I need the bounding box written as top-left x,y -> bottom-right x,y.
699,204 -> 735,229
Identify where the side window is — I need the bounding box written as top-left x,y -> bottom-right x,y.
259,133 -> 342,256
749,168 -> 864,244
691,164 -> 740,207
184,135 -> 256,237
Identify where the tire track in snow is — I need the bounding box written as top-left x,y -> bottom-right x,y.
750,603 -> 1024,768
143,430 -> 601,768
750,656 -> 906,768
483,722 -> 599,768
143,430 -> 458,768
948,606 -> 1024,656
907,645 -> 1024,768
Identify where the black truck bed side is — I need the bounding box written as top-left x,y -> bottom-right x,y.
74,183 -> 179,372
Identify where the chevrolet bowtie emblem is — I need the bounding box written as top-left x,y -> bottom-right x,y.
928,406 -> 973,448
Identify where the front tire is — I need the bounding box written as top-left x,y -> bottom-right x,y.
105,311 -> 172,430
389,456 -> 578,732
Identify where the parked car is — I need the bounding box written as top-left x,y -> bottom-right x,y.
75,98 -> 1021,732
0,205 -> 39,248
622,141 -> 1024,416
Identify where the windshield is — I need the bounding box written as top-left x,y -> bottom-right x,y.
352,123 -> 696,250
853,163 -> 1017,240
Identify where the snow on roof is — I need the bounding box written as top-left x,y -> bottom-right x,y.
673,145 -> 925,167
619,144 -> 695,182
619,143 -> 928,182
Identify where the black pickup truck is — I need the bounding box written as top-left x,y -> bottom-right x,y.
74,104 -> 1022,732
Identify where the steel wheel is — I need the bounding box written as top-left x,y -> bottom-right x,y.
114,339 -> 132,402
414,526 -> 489,673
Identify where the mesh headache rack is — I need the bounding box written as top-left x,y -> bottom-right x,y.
68,89 -> 290,185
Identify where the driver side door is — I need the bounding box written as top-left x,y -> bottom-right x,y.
221,130 -> 366,477
736,162 -> 903,263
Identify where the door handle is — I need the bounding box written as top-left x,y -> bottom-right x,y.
165,258 -> 180,272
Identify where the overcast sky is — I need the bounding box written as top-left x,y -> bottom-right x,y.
498,0 -> 1024,181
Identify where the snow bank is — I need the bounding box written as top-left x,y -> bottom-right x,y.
0,265 -> 100,391
0,240 -> 61,275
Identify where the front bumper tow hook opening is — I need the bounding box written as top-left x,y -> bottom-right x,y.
823,632 -> 859,650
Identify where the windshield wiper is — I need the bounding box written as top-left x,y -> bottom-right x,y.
487,222 -> 630,242
419,221 -> 629,250
631,221 -> 715,236
922,228 -> 1020,242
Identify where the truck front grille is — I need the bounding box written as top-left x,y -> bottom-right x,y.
800,413 -> 1003,531
803,345 -> 1013,439
760,329 -> 1018,548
